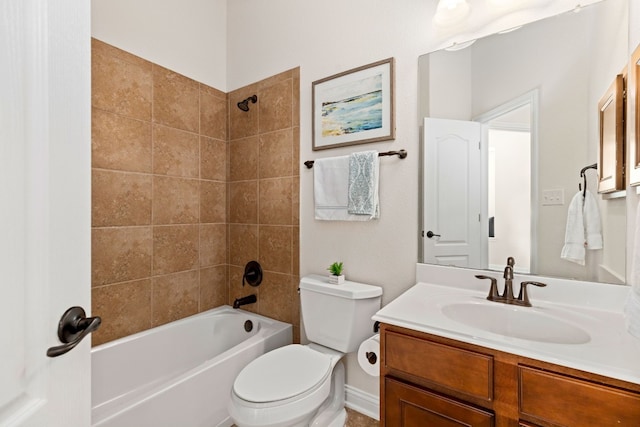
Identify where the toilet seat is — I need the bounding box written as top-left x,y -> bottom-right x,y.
233,344 -> 332,404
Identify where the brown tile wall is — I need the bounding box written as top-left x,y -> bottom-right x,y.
91,38 -> 300,346
228,69 -> 301,343
91,39 -> 228,345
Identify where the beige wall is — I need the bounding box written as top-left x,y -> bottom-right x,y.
91,0 -> 227,90
91,39 -> 300,345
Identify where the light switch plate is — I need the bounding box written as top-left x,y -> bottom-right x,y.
542,189 -> 564,205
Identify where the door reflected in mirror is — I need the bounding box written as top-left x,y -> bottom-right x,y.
484,103 -> 532,273
419,0 -> 627,283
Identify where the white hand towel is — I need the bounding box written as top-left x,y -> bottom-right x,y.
561,191 -> 586,265
313,155 -> 374,221
626,291 -> 640,339
348,150 -> 380,218
583,190 -> 603,249
625,200 -> 640,339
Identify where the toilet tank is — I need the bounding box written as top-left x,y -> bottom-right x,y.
299,275 -> 382,353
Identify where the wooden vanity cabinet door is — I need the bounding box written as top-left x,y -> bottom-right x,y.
385,330 -> 494,402
385,377 -> 494,427
519,366 -> 640,426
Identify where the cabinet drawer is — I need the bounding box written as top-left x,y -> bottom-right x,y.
519,366 -> 640,426
385,377 -> 494,427
385,331 -> 493,401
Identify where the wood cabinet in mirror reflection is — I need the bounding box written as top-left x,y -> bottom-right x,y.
628,43 -> 640,186
597,72 -> 625,193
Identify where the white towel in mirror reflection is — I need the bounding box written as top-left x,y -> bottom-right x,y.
625,200 -> 640,339
560,190 -> 602,265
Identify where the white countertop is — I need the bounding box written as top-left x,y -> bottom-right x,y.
373,264 -> 640,385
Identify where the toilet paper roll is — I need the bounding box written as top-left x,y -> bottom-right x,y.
357,334 -> 380,377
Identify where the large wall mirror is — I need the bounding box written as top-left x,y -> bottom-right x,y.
419,0 -> 628,284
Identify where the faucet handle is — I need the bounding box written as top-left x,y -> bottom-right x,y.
475,275 -> 501,302
517,281 -> 547,307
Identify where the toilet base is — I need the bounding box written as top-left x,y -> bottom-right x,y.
326,408 -> 346,427
309,360 -> 346,427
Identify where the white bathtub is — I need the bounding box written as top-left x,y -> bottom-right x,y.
91,306 -> 292,427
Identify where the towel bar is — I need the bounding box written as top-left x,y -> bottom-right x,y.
579,163 -> 597,198
304,149 -> 407,169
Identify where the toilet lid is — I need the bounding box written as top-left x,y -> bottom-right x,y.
233,344 -> 332,403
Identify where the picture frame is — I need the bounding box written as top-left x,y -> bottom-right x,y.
312,58 -> 395,151
628,43 -> 640,186
597,73 -> 625,193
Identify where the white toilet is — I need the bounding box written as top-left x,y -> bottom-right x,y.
228,274 -> 382,427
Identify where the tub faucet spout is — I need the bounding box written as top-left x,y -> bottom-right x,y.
233,294 -> 257,309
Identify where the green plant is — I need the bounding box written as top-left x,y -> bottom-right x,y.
327,261 -> 344,276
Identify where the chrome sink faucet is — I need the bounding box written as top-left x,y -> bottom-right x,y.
475,257 -> 547,307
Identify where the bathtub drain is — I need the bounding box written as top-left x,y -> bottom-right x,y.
244,320 -> 253,332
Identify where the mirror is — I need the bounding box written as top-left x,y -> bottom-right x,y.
419,0 -> 628,284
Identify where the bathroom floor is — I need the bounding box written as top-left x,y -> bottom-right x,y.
345,408 -> 379,426
230,409 -> 378,427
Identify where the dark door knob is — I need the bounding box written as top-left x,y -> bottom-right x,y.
426,230 -> 441,238
46,306 -> 101,357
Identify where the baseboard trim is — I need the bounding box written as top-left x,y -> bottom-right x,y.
345,385 -> 379,421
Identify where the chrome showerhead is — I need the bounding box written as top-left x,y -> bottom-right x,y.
237,95 -> 258,112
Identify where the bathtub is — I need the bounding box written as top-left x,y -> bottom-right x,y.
91,306 -> 292,427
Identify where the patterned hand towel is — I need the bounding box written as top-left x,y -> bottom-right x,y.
348,150 -> 379,218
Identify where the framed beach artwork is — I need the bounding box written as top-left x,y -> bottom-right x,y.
312,58 -> 395,150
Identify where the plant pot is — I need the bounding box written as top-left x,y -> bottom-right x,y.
329,274 -> 345,285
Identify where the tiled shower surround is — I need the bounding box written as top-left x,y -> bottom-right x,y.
91,39 -> 300,345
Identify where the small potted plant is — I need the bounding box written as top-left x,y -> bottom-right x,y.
327,261 -> 345,284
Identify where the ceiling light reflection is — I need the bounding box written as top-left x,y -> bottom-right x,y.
433,0 -> 471,27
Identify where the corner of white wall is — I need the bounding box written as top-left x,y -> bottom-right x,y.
91,0 -> 227,90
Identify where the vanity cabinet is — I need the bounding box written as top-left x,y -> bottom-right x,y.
380,324 -> 640,427
385,377 -> 494,426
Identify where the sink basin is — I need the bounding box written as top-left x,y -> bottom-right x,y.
441,302 -> 591,344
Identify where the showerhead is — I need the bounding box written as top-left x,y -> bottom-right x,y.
237,95 -> 258,112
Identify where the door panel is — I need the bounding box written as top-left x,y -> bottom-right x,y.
1,0 -> 91,425
423,118 -> 486,269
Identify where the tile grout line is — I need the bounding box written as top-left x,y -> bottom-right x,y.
198,84 -> 202,314
150,62 -> 156,327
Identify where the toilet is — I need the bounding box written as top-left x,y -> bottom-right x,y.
228,274 -> 382,427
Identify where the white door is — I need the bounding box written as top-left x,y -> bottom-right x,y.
422,118 -> 487,269
1,1 -> 92,426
